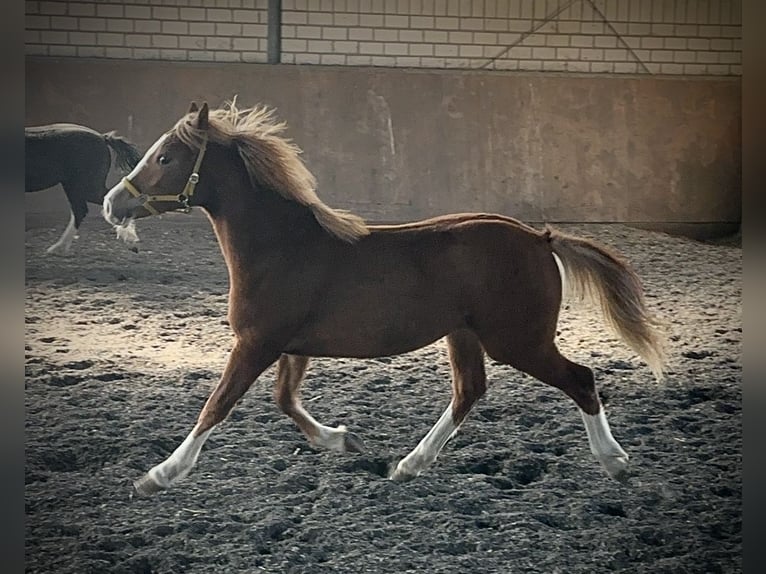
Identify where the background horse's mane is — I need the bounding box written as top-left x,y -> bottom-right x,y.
173,100 -> 369,243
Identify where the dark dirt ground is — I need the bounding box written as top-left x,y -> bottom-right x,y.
25,212 -> 741,574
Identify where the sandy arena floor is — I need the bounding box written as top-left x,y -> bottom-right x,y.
25,212 -> 741,574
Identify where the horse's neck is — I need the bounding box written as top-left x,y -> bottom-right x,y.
209,188 -> 323,280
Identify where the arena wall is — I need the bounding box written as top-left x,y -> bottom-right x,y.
25,1 -> 741,235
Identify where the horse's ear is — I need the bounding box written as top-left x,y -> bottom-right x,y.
188,101 -> 199,114
197,102 -> 209,130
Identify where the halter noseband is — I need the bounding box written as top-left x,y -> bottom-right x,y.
122,132 -> 209,216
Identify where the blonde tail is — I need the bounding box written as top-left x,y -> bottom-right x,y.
547,226 -> 667,381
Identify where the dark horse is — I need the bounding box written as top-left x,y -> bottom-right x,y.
103,102 -> 667,496
26,123 -> 142,254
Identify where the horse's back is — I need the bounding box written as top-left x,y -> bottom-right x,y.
368,212 -> 539,234
372,213 -> 561,324
26,122 -> 103,137
366,212 -> 548,264
25,123 -> 111,192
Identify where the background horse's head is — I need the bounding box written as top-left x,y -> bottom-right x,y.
103,102 -> 213,229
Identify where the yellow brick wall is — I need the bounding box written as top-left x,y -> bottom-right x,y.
25,0 -> 742,75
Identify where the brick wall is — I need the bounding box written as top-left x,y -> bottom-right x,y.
25,0 -> 742,75
25,0 -> 270,62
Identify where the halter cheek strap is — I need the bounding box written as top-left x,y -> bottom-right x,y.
122,133 -> 208,215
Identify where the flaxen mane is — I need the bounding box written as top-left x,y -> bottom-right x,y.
173,100 -> 369,242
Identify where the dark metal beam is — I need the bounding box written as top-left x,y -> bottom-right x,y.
267,0 -> 281,64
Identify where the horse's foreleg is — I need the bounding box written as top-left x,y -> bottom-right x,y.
47,191 -> 87,255
275,354 -> 364,453
390,329 -> 487,481
45,212 -> 78,255
132,339 -> 279,496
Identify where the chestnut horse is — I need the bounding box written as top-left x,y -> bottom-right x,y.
26,123 -> 142,254
103,101 -> 666,496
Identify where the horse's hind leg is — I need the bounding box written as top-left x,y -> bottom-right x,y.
390,329 -> 487,481
274,354 -> 364,453
485,340 -> 629,481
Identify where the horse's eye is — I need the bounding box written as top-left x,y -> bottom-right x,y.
158,155 -> 170,165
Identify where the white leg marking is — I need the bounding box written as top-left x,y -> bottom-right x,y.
390,401 -> 458,481
293,403 -> 349,451
144,424 -> 213,489
46,213 -> 77,255
580,408 -> 629,479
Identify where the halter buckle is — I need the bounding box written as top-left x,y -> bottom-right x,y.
189,173 -> 199,184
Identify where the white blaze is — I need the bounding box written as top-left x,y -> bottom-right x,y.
125,133 -> 169,179
103,133 -> 169,219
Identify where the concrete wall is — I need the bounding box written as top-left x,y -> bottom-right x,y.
25,0 -> 742,75
25,57 -> 741,229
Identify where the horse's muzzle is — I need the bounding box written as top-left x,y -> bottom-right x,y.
102,194 -> 119,226
103,183 -> 146,225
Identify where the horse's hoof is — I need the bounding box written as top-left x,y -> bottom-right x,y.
132,473 -> 165,497
605,461 -> 631,485
388,464 -> 417,483
600,454 -> 630,482
343,431 -> 365,454
389,471 -> 416,482
612,469 -> 631,485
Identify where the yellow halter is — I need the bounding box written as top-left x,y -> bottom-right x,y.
122,133 -> 208,216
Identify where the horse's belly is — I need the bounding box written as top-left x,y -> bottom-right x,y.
284,304 -> 462,359
25,143 -> 68,192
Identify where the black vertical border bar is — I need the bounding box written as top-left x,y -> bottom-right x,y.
268,0 -> 282,64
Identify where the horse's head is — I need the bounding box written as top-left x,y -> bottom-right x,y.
103,102 -> 212,233
105,98 -> 369,245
